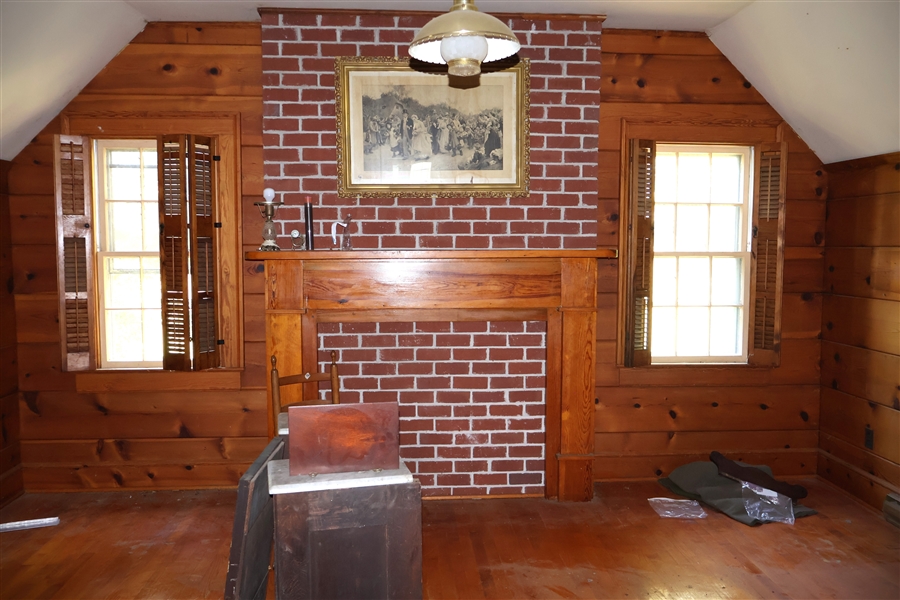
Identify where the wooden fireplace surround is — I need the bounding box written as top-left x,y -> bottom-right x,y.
247,249 -> 616,501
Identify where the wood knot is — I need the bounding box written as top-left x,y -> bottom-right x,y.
636,78 -> 646,88
633,403 -> 640,408
711,402 -> 719,407
801,292 -> 814,301
759,403 -> 768,410
162,63 -> 174,72
209,67 -> 220,76
828,265 -> 835,272
185,465 -> 194,471
711,77 -> 720,83
668,410 -> 677,419
800,411 -> 809,422
610,78 -> 617,84
742,81 -> 752,88
609,213 -> 619,221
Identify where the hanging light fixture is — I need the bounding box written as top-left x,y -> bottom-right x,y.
408,0 -> 520,77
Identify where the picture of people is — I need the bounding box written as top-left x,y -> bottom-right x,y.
360,86 -> 506,173
336,57 -> 529,197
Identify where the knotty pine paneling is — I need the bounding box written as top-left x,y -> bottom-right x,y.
7,22 -> 264,491
819,152 -> 900,508
595,30 -> 825,480
1,159 -> 23,505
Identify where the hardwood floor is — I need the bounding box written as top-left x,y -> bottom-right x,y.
1,478 -> 897,599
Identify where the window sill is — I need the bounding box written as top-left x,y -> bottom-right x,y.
75,368 -> 243,393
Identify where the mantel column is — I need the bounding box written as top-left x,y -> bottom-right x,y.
556,258 -> 598,501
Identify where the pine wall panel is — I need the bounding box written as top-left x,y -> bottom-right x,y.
6,23 -> 267,491
594,30 -> 826,480
1,159 -> 24,505
819,152 -> 900,510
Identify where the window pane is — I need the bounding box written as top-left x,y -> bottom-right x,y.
105,310 -> 145,362
709,205 -> 741,252
652,256 -> 677,306
677,153 -> 710,204
142,257 -> 161,308
677,257 -> 710,306
655,153 -> 677,204
142,309 -> 163,362
143,150 -> 157,168
106,257 -> 142,308
711,154 -> 742,204
651,307 -> 676,356
142,166 -> 158,201
710,307 -> 742,356
109,150 -> 140,167
654,204 -> 675,252
675,205 -> 709,252
143,203 -> 159,252
711,257 -> 743,305
676,307 -> 710,356
108,166 -> 142,200
108,202 -> 143,251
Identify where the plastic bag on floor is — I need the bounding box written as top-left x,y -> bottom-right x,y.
648,497 -> 708,519
741,481 -> 795,525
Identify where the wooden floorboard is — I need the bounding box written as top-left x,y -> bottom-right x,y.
1,478 -> 897,599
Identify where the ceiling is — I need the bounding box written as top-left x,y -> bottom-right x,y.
1,1 -> 897,164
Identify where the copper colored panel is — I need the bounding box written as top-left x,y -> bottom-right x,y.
288,402 -> 400,476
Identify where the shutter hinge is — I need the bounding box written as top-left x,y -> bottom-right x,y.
217,339 -> 225,345
214,222 -> 222,228
213,155 -> 221,161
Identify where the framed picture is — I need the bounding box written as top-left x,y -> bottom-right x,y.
335,56 -> 530,198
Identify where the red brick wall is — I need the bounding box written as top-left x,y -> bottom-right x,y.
318,320 -> 546,497
260,10 -> 601,251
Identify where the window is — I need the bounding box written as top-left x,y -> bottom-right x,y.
95,140 -> 163,368
624,139 -> 786,367
54,133 -> 226,372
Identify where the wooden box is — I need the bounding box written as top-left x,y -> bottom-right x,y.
287,402 -> 400,476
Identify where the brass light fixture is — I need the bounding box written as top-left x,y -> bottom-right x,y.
408,0 -> 520,77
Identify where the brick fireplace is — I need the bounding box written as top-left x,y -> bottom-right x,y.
257,9 -> 605,499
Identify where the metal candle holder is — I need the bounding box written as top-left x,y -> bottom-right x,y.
255,188 -> 284,251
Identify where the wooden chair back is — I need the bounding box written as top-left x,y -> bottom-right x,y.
270,350 -> 341,433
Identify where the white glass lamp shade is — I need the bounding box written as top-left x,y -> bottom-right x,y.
440,35 -> 488,77
409,0 -> 520,76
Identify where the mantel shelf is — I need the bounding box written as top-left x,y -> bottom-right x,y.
246,249 -> 617,261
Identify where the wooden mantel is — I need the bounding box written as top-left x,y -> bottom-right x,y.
247,249 -> 617,501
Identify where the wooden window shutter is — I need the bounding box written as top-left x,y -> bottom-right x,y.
54,135 -> 96,371
158,135 -> 220,371
625,139 -> 655,367
748,142 -> 787,366
158,135 -> 192,371
188,136 -> 219,370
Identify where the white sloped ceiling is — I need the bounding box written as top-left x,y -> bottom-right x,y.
0,0 -> 146,160
710,1 -> 900,165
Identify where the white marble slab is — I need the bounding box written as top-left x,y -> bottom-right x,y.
268,460 -> 414,495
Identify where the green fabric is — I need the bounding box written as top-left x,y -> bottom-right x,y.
658,460 -> 817,527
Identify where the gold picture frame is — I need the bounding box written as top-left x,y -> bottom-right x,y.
335,56 -> 530,198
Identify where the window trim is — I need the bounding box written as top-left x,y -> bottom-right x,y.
56,114 -> 244,371
617,123 -> 787,369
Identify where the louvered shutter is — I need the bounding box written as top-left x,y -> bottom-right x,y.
158,135 -> 192,371
188,136 -> 219,370
748,142 -> 786,366
54,135 -> 96,371
625,139 -> 655,367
